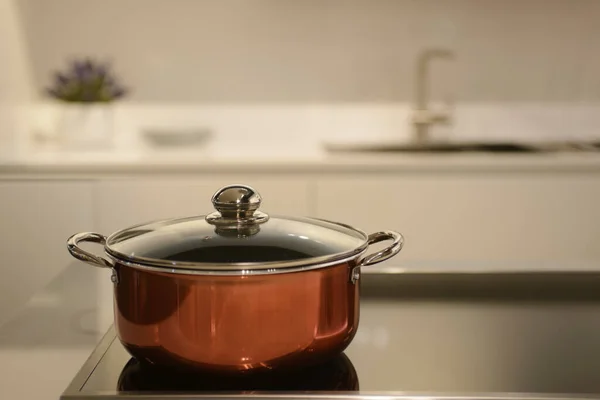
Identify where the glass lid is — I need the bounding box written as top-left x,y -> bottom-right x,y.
105,184 -> 368,271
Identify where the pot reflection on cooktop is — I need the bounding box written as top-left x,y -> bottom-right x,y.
117,353 -> 359,392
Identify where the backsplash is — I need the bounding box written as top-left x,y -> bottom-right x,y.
16,0 -> 600,103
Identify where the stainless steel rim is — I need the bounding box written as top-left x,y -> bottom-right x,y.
104,217 -> 371,272
106,249 -> 366,276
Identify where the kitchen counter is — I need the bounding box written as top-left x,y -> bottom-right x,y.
0,263 -> 113,400
1,150 -> 600,178
66,268 -> 600,399
4,262 -> 600,399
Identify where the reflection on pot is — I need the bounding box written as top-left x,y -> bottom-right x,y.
117,352 -> 359,392
115,268 -> 189,326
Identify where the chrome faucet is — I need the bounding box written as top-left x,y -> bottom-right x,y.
411,48 -> 455,144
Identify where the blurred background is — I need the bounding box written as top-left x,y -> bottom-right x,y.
1,0 -> 600,397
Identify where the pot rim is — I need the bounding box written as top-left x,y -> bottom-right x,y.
106,247 -> 366,276
103,217 -> 370,274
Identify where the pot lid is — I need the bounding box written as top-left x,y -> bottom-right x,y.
105,184 -> 368,272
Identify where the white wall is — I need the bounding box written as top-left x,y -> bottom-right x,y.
13,0 -> 600,149
0,0 -> 35,155
17,0 -> 600,103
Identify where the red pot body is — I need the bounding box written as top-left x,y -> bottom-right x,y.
113,260 -> 360,373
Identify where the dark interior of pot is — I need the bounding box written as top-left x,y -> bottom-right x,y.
160,245 -> 326,263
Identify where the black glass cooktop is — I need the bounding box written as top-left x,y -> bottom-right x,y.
62,272 -> 600,400
117,352 -> 358,392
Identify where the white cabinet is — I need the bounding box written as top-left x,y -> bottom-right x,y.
0,181 -> 94,324
93,177 -> 312,234
315,172 -> 600,266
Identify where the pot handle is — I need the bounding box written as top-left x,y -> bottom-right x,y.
351,231 -> 404,283
67,232 -> 113,269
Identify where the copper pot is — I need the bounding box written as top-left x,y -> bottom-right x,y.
67,184 -> 403,373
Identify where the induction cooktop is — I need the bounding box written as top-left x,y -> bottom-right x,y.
61,272 -> 600,400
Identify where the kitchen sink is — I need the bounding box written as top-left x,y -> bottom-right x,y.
325,141 -> 600,154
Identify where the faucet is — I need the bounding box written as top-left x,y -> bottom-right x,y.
411,48 -> 455,145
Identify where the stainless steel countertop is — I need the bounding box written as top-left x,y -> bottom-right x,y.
61,271 -> 600,400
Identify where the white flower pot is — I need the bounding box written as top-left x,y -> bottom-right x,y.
57,104 -> 115,150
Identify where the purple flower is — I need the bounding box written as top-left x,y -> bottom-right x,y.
45,57 -> 129,103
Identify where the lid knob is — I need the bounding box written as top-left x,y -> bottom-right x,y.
211,185 -> 262,218
206,184 -> 269,228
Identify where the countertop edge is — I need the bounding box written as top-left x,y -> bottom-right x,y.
1,153 -> 600,178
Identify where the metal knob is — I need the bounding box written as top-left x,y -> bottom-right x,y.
211,185 -> 262,219
206,184 -> 269,227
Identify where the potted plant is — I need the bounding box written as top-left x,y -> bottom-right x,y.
46,58 -> 128,150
